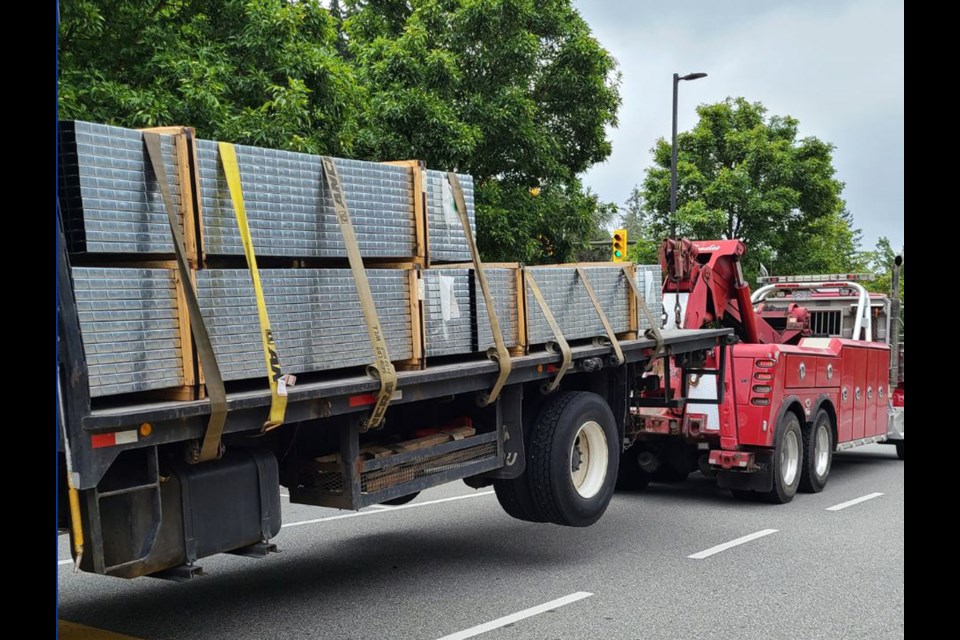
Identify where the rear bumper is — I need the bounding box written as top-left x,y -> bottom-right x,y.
714,449 -> 774,492
709,449 -> 756,471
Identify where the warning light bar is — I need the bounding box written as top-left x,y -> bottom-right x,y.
757,273 -> 874,284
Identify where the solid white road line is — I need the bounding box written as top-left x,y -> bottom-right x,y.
435,592 -> 594,640
282,491 -> 495,528
367,504 -> 394,511
826,492 -> 883,512
58,559 -> 74,566
688,529 -> 779,560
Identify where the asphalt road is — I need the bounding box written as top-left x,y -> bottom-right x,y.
57,444 -> 904,640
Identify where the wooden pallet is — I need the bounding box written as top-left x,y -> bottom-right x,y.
138,126 -> 203,267
382,160 -> 428,267
314,425 -> 477,465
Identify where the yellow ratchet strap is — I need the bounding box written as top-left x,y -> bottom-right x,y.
622,265 -> 665,373
524,270 -> 572,392
219,142 -> 288,431
447,172 -> 512,405
67,480 -> 84,571
576,266 -> 625,366
321,156 -> 397,430
144,132 -> 228,461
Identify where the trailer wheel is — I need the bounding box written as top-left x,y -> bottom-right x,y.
896,441 -> 904,460
762,411 -> 803,504
528,391 -> 619,527
616,445 -> 652,491
381,491 -> 420,506
799,409 -> 833,493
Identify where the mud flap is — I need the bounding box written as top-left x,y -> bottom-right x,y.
716,451 -> 774,492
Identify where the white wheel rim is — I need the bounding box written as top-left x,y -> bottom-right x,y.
570,420 -> 609,499
781,430 -> 800,486
815,424 -> 830,477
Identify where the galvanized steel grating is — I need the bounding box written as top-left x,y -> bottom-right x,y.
525,266 -> 631,345
635,264 -> 664,330
423,268 -> 519,357
196,268 -> 414,381
424,170 -> 476,263
72,267 -> 185,397
196,140 -> 418,259
59,121 -> 185,254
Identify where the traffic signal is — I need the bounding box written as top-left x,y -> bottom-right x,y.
612,229 -> 627,262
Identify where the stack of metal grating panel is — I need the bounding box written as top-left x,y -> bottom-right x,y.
196,269 -> 415,381
635,264 -> 664,330
422,267 -> 520,357
72,267 -> 185,397
476,267 -> 521,353
424,170 -> 476,263
59,121 -> 184,255
525,265 -> 632,346
422,268 -> 473,357
60,120 -> 498,397
195,140 -> 418,259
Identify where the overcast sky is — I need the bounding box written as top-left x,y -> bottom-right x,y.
574,0 -> 904,250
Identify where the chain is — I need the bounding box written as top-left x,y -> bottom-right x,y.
674,290 -> 682,328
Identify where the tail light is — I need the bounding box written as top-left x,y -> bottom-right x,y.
892,387 -> 904,408
756,359 -> 776,368
753,385 -> 772,394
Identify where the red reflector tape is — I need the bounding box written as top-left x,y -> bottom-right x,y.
90,433 -> 114,449
349,394 -> 376,407
91,430 -> 137,449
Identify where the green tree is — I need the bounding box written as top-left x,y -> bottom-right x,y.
59,0 -> 361,155
860,237 -> 903,295
344,0 -> 621,263
621,187 -> 659,265
636,98 -> 858,280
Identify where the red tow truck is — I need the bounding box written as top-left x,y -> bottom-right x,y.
621,238 -> 904,503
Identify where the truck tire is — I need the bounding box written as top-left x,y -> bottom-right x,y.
896,441 -> 904,460
762,411 -> 803,504
616,445 -> 652,491
528,391 -> 620,527
799,409 -> 833,493
381,491 -> 421,506
493,476 -> 548,523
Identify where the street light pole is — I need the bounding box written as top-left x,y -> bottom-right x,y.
670,72 -> 707,238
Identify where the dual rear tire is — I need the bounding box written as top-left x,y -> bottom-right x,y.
799,409 -> 833,493
734,407 -> 834,504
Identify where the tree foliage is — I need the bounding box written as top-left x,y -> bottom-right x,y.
59,0 -> 361,155
636,98 -> 859,280
344,0 -> 621,264
58,0 -> 621,264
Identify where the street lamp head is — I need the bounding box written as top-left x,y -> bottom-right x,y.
679,72 -> 708,81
